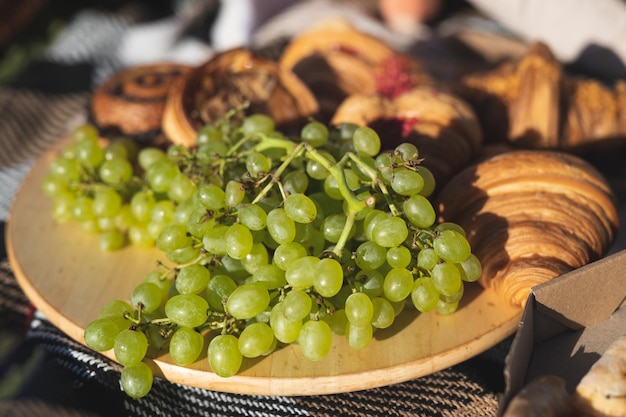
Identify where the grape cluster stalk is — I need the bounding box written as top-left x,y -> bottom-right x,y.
42,111 -> 481,399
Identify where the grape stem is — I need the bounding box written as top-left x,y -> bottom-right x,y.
347,153 -> 400,217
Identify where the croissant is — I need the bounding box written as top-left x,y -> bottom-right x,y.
279,19 -> 432,123
436,150 -> 619,307
331,85 -> 482,185
163,48 -> 318,147
90,63 -> 192,142
455,42 -> 626,151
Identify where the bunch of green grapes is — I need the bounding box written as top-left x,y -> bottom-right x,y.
46,112 -> 481,399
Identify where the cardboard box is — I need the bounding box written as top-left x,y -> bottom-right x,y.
498,247 -> 626,415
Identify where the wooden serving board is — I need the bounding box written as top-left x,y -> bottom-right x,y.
6,141 -> 522,396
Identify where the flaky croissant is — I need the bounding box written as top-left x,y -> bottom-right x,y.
163,48 -> 318,147
331,85 -> 482,185
436,150 -> 619,307
455,42 -> 626,151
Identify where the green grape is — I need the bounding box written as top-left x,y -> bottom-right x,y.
328,285 -> 352,310
386,245 -> 412,268
165,294 -> 208,327
187,208 -> 216,238
298,320 -> 333,361
93,187 -> 122,218
284,193 -> 317,224
197,141 -> 229,163
219,255 -> 249,281
100,229 -> 126,251
355,269 -> 384,298
226,282 -> 270,320
432,261 -> 462,296
352,126 -> 381,157
417,166 -> 436,197
176,264 -> 211,295
306,159 -> 330,180
202,225 -> 228,255
322,213 -> 355,244
196,124 -> 222,144
238,322 -> 275,358
120,362 -> 153,399
394,143 -> 419,161
80,219 -> 101,234
273,242 -> 307,270
128,225 -> 155,247
241,243 -> 269,274
114,204 -> 136,231
249,264 -> 287,289
270,302 -> 302,344
285,256 -> 319,288
403,194 -> 436,228
96,216 -> 116,231
168,173 -> 196,203
237,203 -> 267,231
206,274 -> 237,311
242,114 -> 275,135
372,216 -> 408,248
302,228 -> 326,256
266,208 -> 296,244
433,230 -> 471,263
84,318 -> 120,351
73,123 -> 99,143
350,154 -> 376,181
354,241 -> 387,270
75,136 -> 104,168
383,268 -> 413,302
457,253 -> 482,282
283,289 -> 312,322
99,158 -> 133,185
173,198 -> 199,225
435,222 -> 466,236
374,152 -> 395,184
98,299 -> 133,321
321,308 -> 347,335
441,282 -> 464,304
363,209 -> 387,241
224,180 -> 246,207
313,257 -> 344,298
246,152 -> 271,178
72,196 -> 95,221
166,245 -> 200,264
103,137 -> 138,161
41,174 -> 67,198
50,157 -> 81,182
301,121 -> 329,148
411,277 -> 439,312
417,247 -> 438,270
130,191 -> 155,223
114,329 -> 148,366
282,170 -> 309,195
156,224 -> 191,252
345,322 -> 373,350
138,147 -> 166,170
150,200 -> 174,225
224,224 -> 254,260
52,192 -> 76,223
208,334 -> 242,378
390,168 -> 424,196
195,183 -> 226,211
170,327 -> 204,365
130,282 -> 163,313
345,292 -> 374,327
146,160 -> 179,193
371,297 -> 395,329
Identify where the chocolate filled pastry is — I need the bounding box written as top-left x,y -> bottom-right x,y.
163,48 -> 319,147
279,19 -> 432,123
455,42 -> 626,151
436,150 -> 619,307
91,63 -> 192,141
331,85 -> 482,186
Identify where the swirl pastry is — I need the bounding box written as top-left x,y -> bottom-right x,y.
279,19 -> 432,123
436,150 -> 619,307
331,85 -> 482,186
163,48 -> 319,147
91,63 -> 192,140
